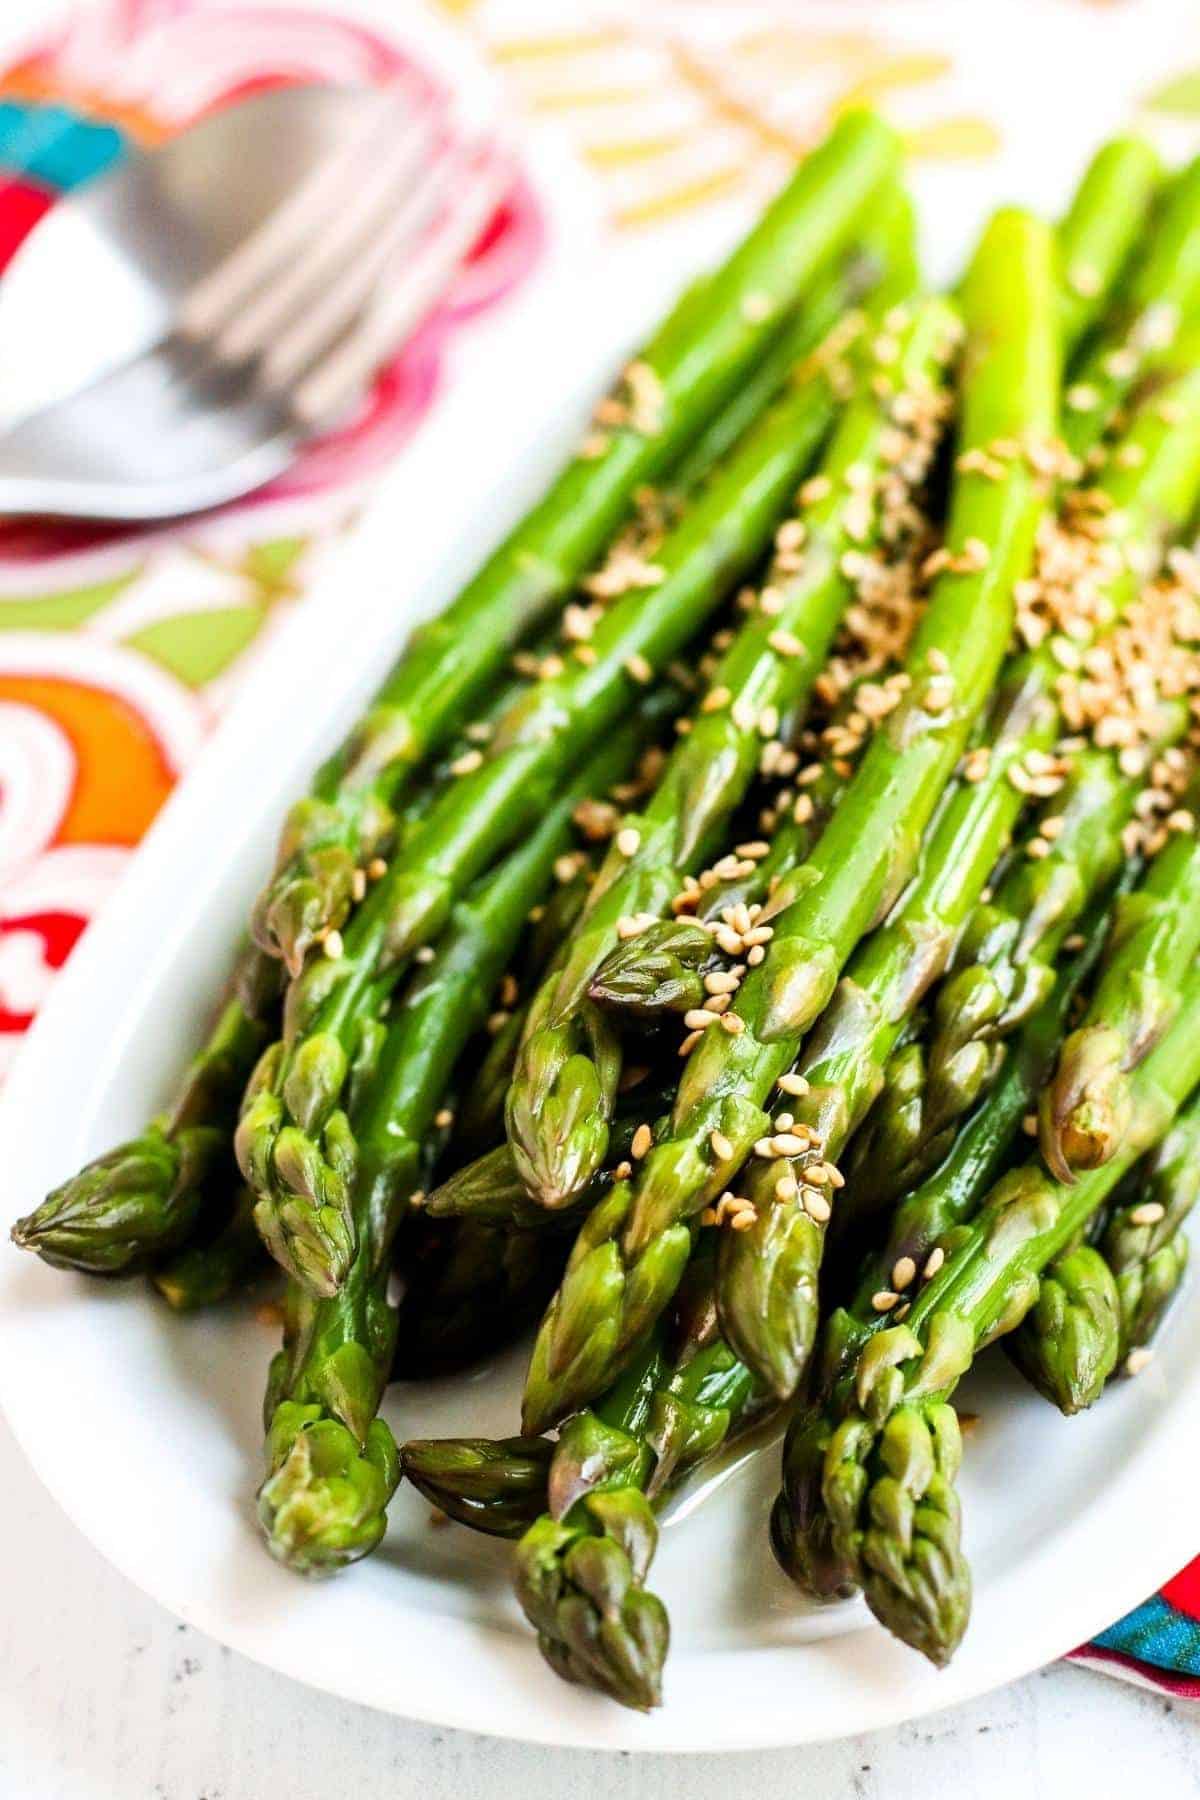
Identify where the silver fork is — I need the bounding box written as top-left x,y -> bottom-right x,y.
0,83 -> 511,520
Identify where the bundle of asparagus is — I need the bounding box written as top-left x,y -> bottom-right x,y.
16,115 -> 1200,1715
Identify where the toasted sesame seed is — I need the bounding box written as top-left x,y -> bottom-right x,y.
803,1190 -> 832,1223
410,1190 -> 427,1210
924,1247 -> 946,1280
730,1209 -> 757,1231
772,1132 -> 809,1156
684,1008 -> 720,1030
871,1290 -> 900,1313
1022,1113 -> 1038,1136
613,1161 -> 633,1181
777,1072 -> 810,1096
434,1107 -> 455,1130
367,857 -> 387,881
323,930 -> 344,960
776,1173 -> 799,1202
892,1256 -> 917,1291
1130,1201 -> 1166,1226
709,1129 -> 733,1161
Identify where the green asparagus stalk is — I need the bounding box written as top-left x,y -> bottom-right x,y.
13,945 -> 279,1274
790,971 -> 1200,1662
257,720 -> 656,1574
1100,1086 -> 1200,1359
770,906 -> 1115,1600
1056,137 -> 1162,355
858,738 -> 1174,1199
507,288 -> 954,1211
249,110 -> 900,971
520,209 -> 1062,1435
238,319 -> 851,1297
1005,1244 -> 1121,1413
1040,772 -> 1200,1180
1063,152 -> 1200,458
407,1248 -> 762,1709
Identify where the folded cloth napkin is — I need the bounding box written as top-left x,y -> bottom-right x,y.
0,0 -> 1196,1699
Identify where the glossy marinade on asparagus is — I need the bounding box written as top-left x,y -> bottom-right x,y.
521,207 -> 1059,1437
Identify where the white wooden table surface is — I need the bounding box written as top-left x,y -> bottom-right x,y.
4,1414 -> 1200,1800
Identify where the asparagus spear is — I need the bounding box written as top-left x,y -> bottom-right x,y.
521,209 -> 1061,1435
1056,137 -> 1162,355
1040,770 -> 1200,1179
1101,1086 -> 1200,1360
238,316 -> 848,1297
856,736 -> 1177,1200
12,945 -> 279,1274
797,972 -> 1200,1663
249,110 -> 901,971
1005,1244 -> 1121,1413
407,1252 -> 763,1709
507,288 -> 954,1211
257,719 -> 656,1574
1063,152 -> 1200,458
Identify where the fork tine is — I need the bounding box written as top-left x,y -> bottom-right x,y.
176,79 -> 422,343
290,141 -> 512,433
255,134 -> 464,393
210,100 -> 440,369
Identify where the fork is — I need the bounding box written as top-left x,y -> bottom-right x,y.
0,83 -> 511,520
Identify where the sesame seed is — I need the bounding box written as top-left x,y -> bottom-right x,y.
435,1107 -> 455,1129
613,1161 -> 633,1181
772,1132 -> 809,1156
730,1209 -> 757,1231
1125,1347 -> 1154,1376
625,653 -> 653,686
804,1191 -> 832,1223
367,857 -> 387,881
892,1256 -> 917,1291
631,1124 -> 654,1160
351,869 -> 366,902
702,685 -> 732,714
1129,1201 -> 1166,1226
684,1008 -> 720,1030
450,749 -> 484,776
323,930 -> 344,960
777,1072 -> 810,1096
800,475 -> 832,506
710,1129 -> 733,1161
776,1174 -> 799,1202
924,1247 -> 945,1280
410,1190 -> 427,1210
1065,383 -> 1099,413
768,628 -> 805,659
731,697 -> 758,733
415,945 -> 436,965
872,1290 -> 900,1313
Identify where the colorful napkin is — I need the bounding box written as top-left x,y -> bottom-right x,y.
2,0 -> 1199,1699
